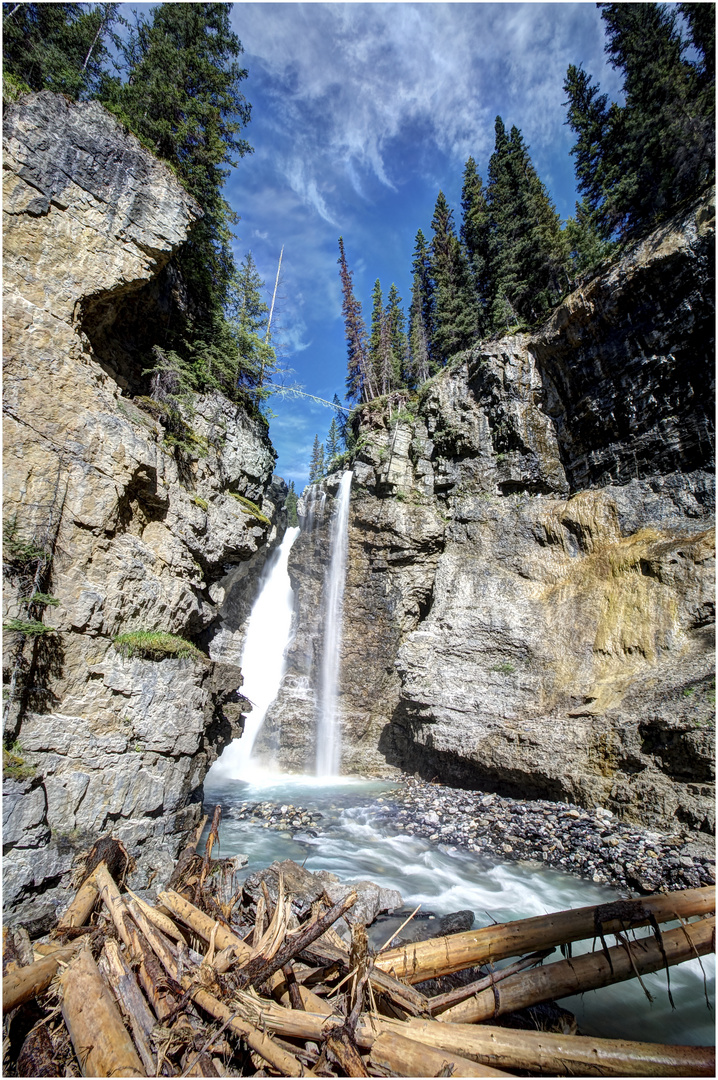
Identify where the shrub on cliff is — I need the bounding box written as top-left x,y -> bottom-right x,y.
112,631 -> 205,663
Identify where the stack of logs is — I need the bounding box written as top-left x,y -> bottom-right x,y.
3,809 -> 715,1078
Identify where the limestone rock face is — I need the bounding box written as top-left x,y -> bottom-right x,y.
266,195 -> 715,835
2,93 -> 277,925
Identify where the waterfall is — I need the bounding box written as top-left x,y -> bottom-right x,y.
316,471 -> 353,776
209,526 -> 300,780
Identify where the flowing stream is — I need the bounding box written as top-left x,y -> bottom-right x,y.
204,773 -> 715,1048
208,526 -> 300,781
316,471 -> 352,776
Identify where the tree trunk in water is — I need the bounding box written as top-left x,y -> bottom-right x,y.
439,917 -> 715,1024
375,888 -> 715,983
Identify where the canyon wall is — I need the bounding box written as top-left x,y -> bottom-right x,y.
265,195 -> 715,838
2,93 -> 280,932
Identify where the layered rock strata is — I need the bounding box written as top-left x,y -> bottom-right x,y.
2,93 -> 278,932
265,195 -> 715,837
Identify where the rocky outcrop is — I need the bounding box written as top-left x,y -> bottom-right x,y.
2,93 -> 279,929
265,195 -> 715,836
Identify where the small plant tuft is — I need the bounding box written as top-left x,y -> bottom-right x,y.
113,631 -> 205,662
191,495 -> 209,512
3,617 -> 55,636
492,662 -> 516,674
228,493 -> 271,526
3,742 -> 35,781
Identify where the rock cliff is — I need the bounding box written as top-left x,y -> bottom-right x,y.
2,93 -> 279,932
263,195 -> 715,838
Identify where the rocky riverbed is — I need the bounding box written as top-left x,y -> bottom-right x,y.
226,776 -> 715,895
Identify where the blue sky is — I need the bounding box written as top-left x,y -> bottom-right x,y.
223,3 -> 625,490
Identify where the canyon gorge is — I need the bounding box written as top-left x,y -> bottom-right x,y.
2,91 -> 715,936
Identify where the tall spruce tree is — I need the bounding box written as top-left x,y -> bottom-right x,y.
564,2 -> 714,239
486,118 -> 568,330
386,284 -> 408,389
411,229 -> 435,365
460,156 -> 491,334
338,237 -> 375,403
429,192 -> 478,364
408,274 -> 432,387
325,418 -> 341,464
369,279 -> 385,391
308,435 -> 324,483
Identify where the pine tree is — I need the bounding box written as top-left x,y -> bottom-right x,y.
308,435 -> 325,483
408,274 -> 431,388
369,278 -> 385,391
3,2 -> 120,99
103,3 -> 253,320
460,156 -> 491,334
411,229 -> 435,365
386,284 -> 409,388
564,2 -> 714,239
338,237 -> 375,403
325,418 -> 341,465
285,480 -> 298,527
429,192 -> 478,364
227,252 -> 275,394
486,118 -> 568,330
564,198 -> 615,276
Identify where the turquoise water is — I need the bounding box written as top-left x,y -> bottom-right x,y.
204,772 -> 715,1047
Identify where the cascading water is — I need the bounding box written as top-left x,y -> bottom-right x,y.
316,471 -> 352,776
209,525 -> 300,781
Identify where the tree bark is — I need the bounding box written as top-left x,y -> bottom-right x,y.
369,1030 -> 514,1078
56,865 -> 101,931
384,1017 -> 716,1078
99,939 -> 157,1076
157,888 -> 252,963
3,943 -> 81,1012
59,945 -> 145,1077
376,887 -> 715,983
439,917 -> 715,1024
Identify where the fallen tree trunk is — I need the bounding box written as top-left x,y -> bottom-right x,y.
59,945 -> 145,1077
157,888 -> 252,963
368,1030 -> 514,1078
99,938 -> 157,1076
383,1017 -> 716,1078
376,887 -> 715,983
3,942 -> 82,1013
94,862 -> 132,949
55,865 -> 102,932
440,917 -> 715,1024
429,949 -> 553,1014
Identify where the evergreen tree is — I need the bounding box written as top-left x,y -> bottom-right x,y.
103,3 -> 253,321
486,118 -> 568,330
564,2 -> 714,239
285,480 -> 298,527
460,156 -> 491,334
407,274 -> 431,388
386,283 -> 408,388
430,191 -> 479,362
3,2 -> 120,99
411,229 -> 435,364
564,198 -> 615,276
227,252 -> 275,394
325,418 -> 341,464
308,435 -> 324,483
332,394 -> 349,448
338,237 -> 376,403
369,278 -> 385,390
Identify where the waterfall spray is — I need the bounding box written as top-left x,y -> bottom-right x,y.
210,526 -> 300,780
316,471 -> 353,776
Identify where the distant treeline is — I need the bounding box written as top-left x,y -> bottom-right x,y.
339,2 -> 715,406
3,1 -> 276,423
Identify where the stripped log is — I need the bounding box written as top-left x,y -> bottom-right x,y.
381,1017 -> 716,1078
324,1024 -> 369,1076
440,916 -> 715,1024
59,945 -> 145,1077
376,887 -> 715,983
429,949 -> 553,1014
195,804 -> 222,903
99,939 -> 157,1076
125,888 -> 188,944
3,942 -> 82,1013
127,923 -> 178,1022
369,1030 -> 514,1078
157,889 -> 252,963
55,865 -> 102,931
301,938 -> 430,1017
94,862 -> 132,948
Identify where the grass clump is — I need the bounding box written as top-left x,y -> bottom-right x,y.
492,662 -> 516,674
113,631 -> 204,662
3,742 -> 35,781
228,493 -> 271,526
191,495 -> 209,512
